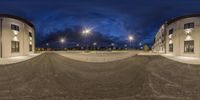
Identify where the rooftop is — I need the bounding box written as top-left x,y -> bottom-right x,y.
0,14 -> 34,28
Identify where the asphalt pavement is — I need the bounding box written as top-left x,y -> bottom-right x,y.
0,52 -> 199,100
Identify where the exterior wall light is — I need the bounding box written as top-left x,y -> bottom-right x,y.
184,29 -> 192,34
168,34 -> 172,39
13,36 -> 18,41
12,30 -> 19,35
169,40 -> 173,44
185,34 -> 193,41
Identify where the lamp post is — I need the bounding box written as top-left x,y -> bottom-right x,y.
111,43 -> 115,50
60,38 -> 65,50
46,43 -> 49,51
93,42 -> 97,50
128,35 -> 134,50
124,44 -> 127,50
82,28 -> 92,50
76,44 -> 80,50
46,43 -> 49,48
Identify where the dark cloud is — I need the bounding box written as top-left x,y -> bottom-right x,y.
38,26 -> 126,48
0,0 -> 200,47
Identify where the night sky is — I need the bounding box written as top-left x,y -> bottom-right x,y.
1,0 -> 200,48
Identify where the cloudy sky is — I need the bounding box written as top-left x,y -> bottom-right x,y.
0,0 -> 200,48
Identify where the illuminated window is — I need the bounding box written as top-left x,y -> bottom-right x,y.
169,44 -> 173,52
29,32 -> 33,52
184,23 -> 194,29
11,24 -> 19,31
184,40 -> 194,53
11,41 -> 20,53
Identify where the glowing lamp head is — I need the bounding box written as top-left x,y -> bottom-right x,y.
128,36 -> 134,41
13,36 -> 18,41
185,29 -> 192,34
60,38 -> 65,43
185,34 -> 193,41
93,42 -> 97,46
139,42 -> 142,46
169,40 -> 173,44
83,28 -> 92,35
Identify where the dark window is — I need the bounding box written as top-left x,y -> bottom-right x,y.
169,29 -> 173,35
11,24 -> 19,31
169,44 -> 173,52
29,45 -> 32,52
11,41 -> 20,53
184,23 -> 194,29
184,40 -> 194,53
29,32 -> 32,37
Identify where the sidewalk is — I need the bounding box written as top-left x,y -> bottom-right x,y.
0,53 -> 42,65
161,54 -> 200,65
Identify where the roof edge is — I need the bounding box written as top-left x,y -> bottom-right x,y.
167,14 -> 200,25
0,14 -> 34,29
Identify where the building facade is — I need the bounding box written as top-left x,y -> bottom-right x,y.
153,14 -> 200,57
152,24 -> 167,53
0,14 -> 35,58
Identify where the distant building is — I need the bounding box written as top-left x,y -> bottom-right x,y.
0,14 -> 35,58
153,14 -> 200,57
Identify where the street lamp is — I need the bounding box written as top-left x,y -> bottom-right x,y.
128,35 -> 134,49
111,43 -> 115,50
124,44 -> 128,50
93,42 -> 97,50
139,42 -> 142,46
82,28 -> 92,50
76,44 -> 80,47
46,43 -> 49,47
60,38 -> 65,50
76,44 -> 80,50
129,36 -> 134,41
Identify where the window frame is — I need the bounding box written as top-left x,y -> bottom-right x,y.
29,32 -> 32,37
29,44 -> 32,52
11,24 -> 20,31
11,41 -> 20,53
184,40 -> 194,53
169,43 -> 173,52
169,29 -> 174,35
184,22 -> 194,29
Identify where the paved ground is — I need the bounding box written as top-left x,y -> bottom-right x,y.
0,52 -> 199,100
56,51 -> 138,62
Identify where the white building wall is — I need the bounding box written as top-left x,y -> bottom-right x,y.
0,17 -> 35,58
166,17 -> 200,57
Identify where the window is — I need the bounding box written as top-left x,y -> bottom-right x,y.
184,40 -> 194,53
184,23 -> 194,29
29,32 -> 32,37
29,45 -> 32,52
11,41 -> 20,53
169,29 -> 173,35
11,24 -> 19,31
169,44 -> 173,52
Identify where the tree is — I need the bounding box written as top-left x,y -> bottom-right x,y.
143,44 -> 149,52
